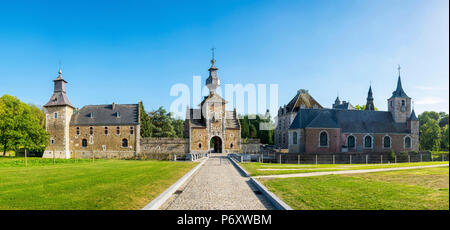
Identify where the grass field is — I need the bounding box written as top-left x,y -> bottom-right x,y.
0,157 -> 197,210
261,167 -> 449,210
240,161 -> 449,176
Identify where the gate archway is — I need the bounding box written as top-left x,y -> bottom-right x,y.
210,136 -> 223,153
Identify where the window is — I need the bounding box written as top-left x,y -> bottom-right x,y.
104,127 -> 108,135
130,126 -> 134,135
50,138 -> 55,145
122,139 -> 128,148
116,112 -> 120,118
89,127 -> 93,135
390,101 -> 393,107
293,132 -> 298,145
89,112 -> 94,118
347,136 -> 355,148
319,131 -> 328,147
54,112 -> 58,119
383,136 -> 391,148
82,139 -> 88,148
116,126 -> 120,135
230,143 -> 234,148
404,136 -> 411,148
198,143 -> 202,149
364,136 -> 373,148
76,127 -> 80,135
401,100 -> 405,106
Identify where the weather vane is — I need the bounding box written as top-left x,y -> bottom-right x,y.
397,64 -> 401,76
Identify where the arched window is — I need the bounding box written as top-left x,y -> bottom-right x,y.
319,131 -> 328,147
130,126 -> 134,135
82,139 -> 88,148
198,143 -> 202,149
116,126 -> 120,135
89,127 -> 93,135
122,139 -> 128,148
383,136 -> 391,148
404,136 -> 411,148
293,132 -> 298,145
364,135 -> 373,149
230,143 -> 234,148
347,136 -> 355,148
104,127 -> 108,135
401,100 -> 405,106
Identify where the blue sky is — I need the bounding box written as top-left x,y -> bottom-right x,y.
0,0 -> 448,118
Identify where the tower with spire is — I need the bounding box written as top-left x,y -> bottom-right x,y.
388,65 -> 411,123
206,49 -> 220,95
43,68 -> 75,159
365,85 -> 375,110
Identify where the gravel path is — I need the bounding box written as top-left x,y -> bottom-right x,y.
162,155 -> 274,210
254,164 -> 449,179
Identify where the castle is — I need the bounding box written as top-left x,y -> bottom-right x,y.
43,58 -> 243,159
287,70 -> 419,153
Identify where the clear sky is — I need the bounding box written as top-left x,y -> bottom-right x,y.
0,0 -> 448,118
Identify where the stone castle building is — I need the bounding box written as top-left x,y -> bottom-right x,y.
185,58 -> 241,154
288,72 -> 419,153
274,89 -> 322,149
43,69 -> 141,159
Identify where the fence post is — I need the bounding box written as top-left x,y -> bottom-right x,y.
395,155 -> 397,164
315,154 -> 318,165
366,154 -> 368,164
241,155 -> 243,162
420,154 -> 422,162
442,154 -> 444,162
262,154 -> 264,163
408,155 -> 410,163
350,154 -> 352,164
333,154 -> 335,165
298,155 -> 300,165
381,155 -> 383,164
279,154 -> 282,164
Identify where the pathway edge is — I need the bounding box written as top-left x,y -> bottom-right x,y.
142,157 -> 209,210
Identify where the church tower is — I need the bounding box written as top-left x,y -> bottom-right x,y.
365,85 -> 375,110
43,69 -> 74,159
388,66 -> 411,123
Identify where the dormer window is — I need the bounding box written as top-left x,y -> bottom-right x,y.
89,112 -> 94,118
116,112 -> 120,118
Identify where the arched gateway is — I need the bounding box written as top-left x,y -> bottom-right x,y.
210,136 -> 223,153
185,57 -> 241,154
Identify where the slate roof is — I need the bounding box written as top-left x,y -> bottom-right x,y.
70,104 -> 139,126
409,109 -> 418,121
186,108 -> 240,129
289,108 -> 410,133
390,76 -> 410,98
333,101 -> 355,110
285,89 -> 323,112
44,92 -> 74,108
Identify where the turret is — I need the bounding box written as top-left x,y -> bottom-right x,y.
43,69 -> 74,159
388,65 -> 411,123
365,85 -> 375,110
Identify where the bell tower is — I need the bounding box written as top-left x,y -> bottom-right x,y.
43,69 -> 74,159
365,85 -> 375,110
388,65 -> 411,123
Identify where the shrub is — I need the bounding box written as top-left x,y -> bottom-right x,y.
389,150 -> 396,162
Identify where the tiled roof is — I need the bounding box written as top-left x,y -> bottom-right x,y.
44,92 -> 74,108
70,104 -> 139,126
290,108 -> 409,133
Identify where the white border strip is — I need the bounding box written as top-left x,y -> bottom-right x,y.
228,155 -> 293,210
142,157 -> 208,210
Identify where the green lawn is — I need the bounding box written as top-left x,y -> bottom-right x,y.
0,157 -> 197,210
261,167 -> 449,210
240,161 -> 449,176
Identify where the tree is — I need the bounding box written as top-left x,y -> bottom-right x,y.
355,104 -> 378,111
249,123 -> 258,138
149,107 -> 176,137
240,116 -> 249,139
0,95 -> 48,156
139,102 -> 153,138
172,118 -> 185,138
419,118 -> 441,151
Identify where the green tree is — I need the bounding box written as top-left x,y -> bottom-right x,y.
355,104 -> 378,111
0,95 -> 48,156
149,107 -> 176,137
442,125 -> 449,150
419,118 -> 441,151
172,118 -> 185,138
249,123 -> 258,138
139,102 -> 153,138
240,116 -> 249,138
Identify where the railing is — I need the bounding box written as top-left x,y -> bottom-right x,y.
185,153 -> 208,161
233,152 -> 448,164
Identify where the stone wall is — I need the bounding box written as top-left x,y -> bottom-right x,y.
241,138 -> 261,153
140,137 -> 189,154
